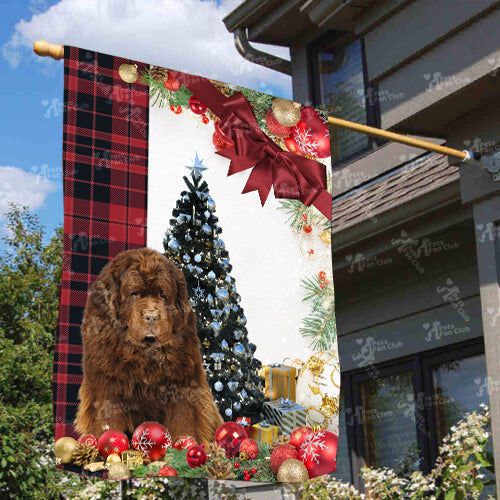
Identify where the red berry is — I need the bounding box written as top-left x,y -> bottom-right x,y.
234,462 -> 240,468
170,105 -> 182,114
302,213 -> 308,220
318,271 -> 327,281
244,476 -> 250,481
243,469 -> 249,474
325,279 -> 330,285
303,224 -> 312,233
320,283 -> 326,289
251,468 -> 257,474
202,115 -> 209,124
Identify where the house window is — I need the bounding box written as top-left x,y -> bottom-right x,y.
310,35 -> 379,165
334,340 -> 488,489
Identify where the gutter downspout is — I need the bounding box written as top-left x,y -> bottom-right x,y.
234,28 -> 291,75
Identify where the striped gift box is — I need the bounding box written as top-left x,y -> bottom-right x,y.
263,398 -> 307,435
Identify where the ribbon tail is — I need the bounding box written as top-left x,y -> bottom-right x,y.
242,162 -> 273,206
312,189 -> 333,221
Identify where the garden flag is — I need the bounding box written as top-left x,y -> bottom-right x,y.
54,46 -> 339,481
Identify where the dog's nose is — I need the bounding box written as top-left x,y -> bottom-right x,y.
143,311 -> 158,326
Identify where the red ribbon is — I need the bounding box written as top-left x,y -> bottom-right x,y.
169,71 -> 332,220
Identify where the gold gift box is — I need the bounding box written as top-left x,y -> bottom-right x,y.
263,364 -> 296,400
250,421 -> 279,444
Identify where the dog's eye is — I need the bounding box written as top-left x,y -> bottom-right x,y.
160,292 -> 167,300
130,291 -> 140,297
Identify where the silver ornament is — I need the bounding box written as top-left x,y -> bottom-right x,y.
221,340 -> 229,350
207,198 -> 216,211
225,276 -> 232,284
176,214 -> 192,224
185,233 -> 192,242
237,315 -> 247,326
233,330 -> 243,340
214,381 -> 223,392
215,288 -> 229,302
227,381 -> 238,392
207,294 -> 214,305
183,254 -> 190,263
223,306 -> 231,317
210,309 -> 223,319
194,254 -> 202,263
168,239 -> 180,252
233,402 -> 241,411
225,408 -> 233,417
233,343 -> 245,356
241,389 -> 247,399
211,321 -> 221,336
202,224 -> 212,235
208,271 -> 216,279
204,210 -> 211,219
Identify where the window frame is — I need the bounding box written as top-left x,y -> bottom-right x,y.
339,337 -> 486,491
308,31 -> 383,168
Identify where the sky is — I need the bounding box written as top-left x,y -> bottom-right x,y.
0,0 -> 291,249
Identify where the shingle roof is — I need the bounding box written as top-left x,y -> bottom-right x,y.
331,154 -> 460,233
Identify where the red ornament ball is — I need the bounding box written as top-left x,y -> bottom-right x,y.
186,445 -> 207,468
239,438 -> 259,460
213,121 -> 234,151
202,115 -> 210,124
189,95 -> 207,115
164,73 -> 181,91
299,430 -> 338,478
172,435 -> 198,450
214,422 -> 247,458
283,136 -> 304,156
132,421 -> 172,462
78,434 -> 98,448
265,109 -> 292,138
291,107 -> 330,158
158,465 -> 178,477
97,430 -> 129,459
289,425 -> 313,451
270,444 -> 299,474
234,462 -> 240,468
303,224 -> 312,233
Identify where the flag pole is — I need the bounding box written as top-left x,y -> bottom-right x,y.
31,39 -> 472,162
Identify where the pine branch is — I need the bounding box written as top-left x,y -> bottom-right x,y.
299,305 -> 336,351
140,68 -> 192,109
278,199 -> 330,232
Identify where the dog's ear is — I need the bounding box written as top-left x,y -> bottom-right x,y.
86,265 -> 120,325
172,266 -> 192,327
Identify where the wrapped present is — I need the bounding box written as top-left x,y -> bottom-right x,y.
263,364 -> 296,400
263,398 -> 307,435
236,417 -> 252,437
250,420 -> 278,444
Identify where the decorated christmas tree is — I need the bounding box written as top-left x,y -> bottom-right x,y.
163,153 -> 265,421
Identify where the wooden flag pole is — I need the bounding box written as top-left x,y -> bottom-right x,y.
32,39 -> 471,162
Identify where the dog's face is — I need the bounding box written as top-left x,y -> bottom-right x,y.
88,248 -> 192,350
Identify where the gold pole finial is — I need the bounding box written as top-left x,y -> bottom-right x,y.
33,40 -> 64,60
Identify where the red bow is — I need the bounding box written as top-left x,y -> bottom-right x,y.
170,72 -> 332,220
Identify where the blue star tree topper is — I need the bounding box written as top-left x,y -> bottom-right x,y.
185,152 -> 208,180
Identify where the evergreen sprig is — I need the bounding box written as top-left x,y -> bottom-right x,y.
278,199 -> 330,232
299,275 -> 336,351
141,68 -> 192,109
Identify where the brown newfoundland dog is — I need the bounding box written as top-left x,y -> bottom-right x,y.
75,247 -> 223,445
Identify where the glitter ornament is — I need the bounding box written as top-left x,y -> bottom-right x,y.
159,465 -> 178,476
214,422 -> 247,458
272,98 -> 301,127
77,434 -> 98,448
277,458 -> 309,482
55,437 -> 78,464
239,438 -> 259,460
270,444 -> 299,474
172,435 -> 198,450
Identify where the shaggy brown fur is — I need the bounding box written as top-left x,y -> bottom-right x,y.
74,247 -> 223,445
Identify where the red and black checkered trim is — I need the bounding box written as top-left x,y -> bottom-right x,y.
54,47 -> 149,442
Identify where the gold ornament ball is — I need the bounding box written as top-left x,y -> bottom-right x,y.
108,462 -> 131,480
277,458 -> 309,482
320,229 -> 331,245
106,453 -> 122,465
118,63 -> 139,83
272,98 -> 301,127
55,437 -> 78,464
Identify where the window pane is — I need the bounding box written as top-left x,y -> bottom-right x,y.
359,371 -> 420,474
331,393 -> 351,483
432,354 -> 488,443
317,39 -> 370,162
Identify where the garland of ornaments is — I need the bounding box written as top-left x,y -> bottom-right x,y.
55,421 -> 337,482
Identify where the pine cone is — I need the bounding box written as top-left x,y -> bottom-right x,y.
206,459 -> 236,480
72,444 -> 99,467
270,435 -> 290,453
150,65 -> 168,83
206,442 -> 226,460
209,79 -> 232,97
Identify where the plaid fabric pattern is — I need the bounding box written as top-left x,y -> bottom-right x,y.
54,47 -> 149,442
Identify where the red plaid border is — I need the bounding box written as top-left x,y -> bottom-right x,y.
54,47 -> 148,442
